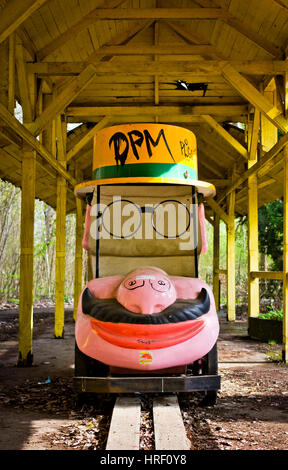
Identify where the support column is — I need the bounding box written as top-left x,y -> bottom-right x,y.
248,110 -> 260,319
54,115 -> 67,338
213,213 -> 220,311
18,145 -> 36,366
283,145 -> 288,363
227,190 -> 236,321
73,170 -> 84,321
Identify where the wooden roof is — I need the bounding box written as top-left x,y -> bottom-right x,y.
0,0 -> 288,215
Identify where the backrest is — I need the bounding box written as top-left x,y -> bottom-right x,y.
86,184 -> 202,278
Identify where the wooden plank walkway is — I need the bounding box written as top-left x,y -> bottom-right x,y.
106,395 -> 190,450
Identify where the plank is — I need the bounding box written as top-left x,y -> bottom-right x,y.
153,396 -> 190,450
106,397 -> 141,450
0,0 -> 49,44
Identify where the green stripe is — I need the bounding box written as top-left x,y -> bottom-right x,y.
93,162 -> 197,181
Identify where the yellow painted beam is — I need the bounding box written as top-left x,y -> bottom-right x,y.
221,62 -> 288,133
27,60 -> 288,76
27,64 -> 98,137
67,116 -> 110,162
213,213 -> 220,311
15,42 -> 33,122
8,32 -> 15,114
202,114 -> 248,159
18,144 -> 36,366
66,105 -> 247,117
73,170 -> 84,321
283,144 -> 288,362
248,111 -> 260,319
250,271 -> 283,280
0,0 -> 48,44
0,101 -> 76,187
206,198 -> 229,225
219,132 -> 288,203
54,116 -> 67,339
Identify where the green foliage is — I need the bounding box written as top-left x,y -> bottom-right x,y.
258,199 -> 283,271
259,307 -> 283,322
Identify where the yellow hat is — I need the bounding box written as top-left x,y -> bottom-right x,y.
75,124 -> 216,198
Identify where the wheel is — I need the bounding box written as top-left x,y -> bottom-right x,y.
74,342 -> 109,378
200,342 -> 218,406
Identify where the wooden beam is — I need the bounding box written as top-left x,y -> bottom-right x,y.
73,169 -> 84,322
222,12 -> 283,58
250,271 -> 283,280
17,144 -> 36,366
85,8 -> 226,20
66,104 -> 247,117
206,198 -> 229,225
27,64 -> 98,137
153,396 -> 190,450
8,33 -> 15,113
166,20 -> 227,60
201,114 -> 248,159
106,397 -> 141,450
82,44 -> 223,56
213,213 -> 220,310
221,62 -> 288,133
226,171 -> 236,322
67,116 -> 110,162
219,131 -> 288,203
54,115 -> 67,339
248,110 -> 260,319
283,144 -> 288,362
0,101 -> 76,187
15,42 -> 33,122
36,0 -> 126,61
27,60 -> 288,76
0,0 -> 48,44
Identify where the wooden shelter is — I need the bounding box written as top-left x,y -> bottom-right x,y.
0,0 -> 288,364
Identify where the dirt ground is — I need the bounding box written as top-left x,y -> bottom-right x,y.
0,306 -> 287,451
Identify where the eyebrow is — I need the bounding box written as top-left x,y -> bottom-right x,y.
135,275 -> 156,280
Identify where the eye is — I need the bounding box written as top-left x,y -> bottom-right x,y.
149,279 -> 171,292
124,279 -> 145,290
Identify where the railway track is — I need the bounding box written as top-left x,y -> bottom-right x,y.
105,394 -> 191,450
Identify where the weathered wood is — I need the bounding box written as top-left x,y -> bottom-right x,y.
202,114 -> 248,159
27,64 -> 98,137
221,62 -> 288,133
17,144 -> 36,366
67,116 -> 110,162
153,396 -> 190,450
227,167 -> 236,322
283,144 -> 288,362
0,0 -> 49,44
206,198 -> 229,225
213,213 -> 220,311
106,397 -> 141,450
0,101 -> 76,187
87,8 -> 226,20
27,60 -> 288,76
54,115 -> 67,339
73,169 -> 84,322
219,132 -> 288,203
250,271 -> 283,280
8,33 -> 15,113
15,42 -> 33,122
66,104 -> 247,117
248,110 -> 260,319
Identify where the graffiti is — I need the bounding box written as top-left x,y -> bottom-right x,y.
109,128 -> 175,166
180,139 -> 193,160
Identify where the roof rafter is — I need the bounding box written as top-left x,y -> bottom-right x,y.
0,0 -> 49,44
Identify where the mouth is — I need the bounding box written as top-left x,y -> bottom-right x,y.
82,287 -> 209,349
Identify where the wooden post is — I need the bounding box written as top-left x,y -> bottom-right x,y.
73,170 -> 84,321
213,213 -> 220,310
283,144 -> 288,363
54,115 -> 67,338
227,185 -> 236,321
18,144 -> 36,366
248,110 -> 260,319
